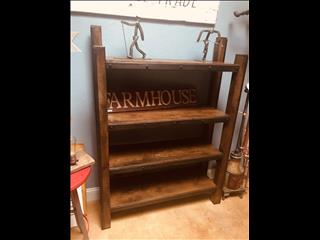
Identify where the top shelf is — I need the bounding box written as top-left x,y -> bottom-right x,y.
106,58 -> 239,72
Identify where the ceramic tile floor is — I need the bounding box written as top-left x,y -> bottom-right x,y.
71,192 -> 248,240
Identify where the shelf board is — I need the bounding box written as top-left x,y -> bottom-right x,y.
110,167 -> 216,213
110,141 -> 223,175
108,107 -> 229,129
106,58 -> 239,72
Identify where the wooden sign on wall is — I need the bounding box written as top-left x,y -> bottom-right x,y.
107,88 -> 197,112
71,1 -> 220,25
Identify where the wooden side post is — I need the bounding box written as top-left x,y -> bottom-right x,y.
207,37 -> 228,142
91,25 -> 111,229
211,54 -> 248,204
91,25 -> 103,46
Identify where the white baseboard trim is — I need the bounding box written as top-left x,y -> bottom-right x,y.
86,187 -> 100,202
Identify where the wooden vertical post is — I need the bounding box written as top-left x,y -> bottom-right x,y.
91,25 -> 111,229
211,54 -> 248,204
91,25 -> 103,46
207,37 -> 228,143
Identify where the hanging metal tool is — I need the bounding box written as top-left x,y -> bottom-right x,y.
196,28 -> 221,61
241,83 -> 249,189
121,17 -> 146,59
236,83 -> 249,154
234,9 -> 249,17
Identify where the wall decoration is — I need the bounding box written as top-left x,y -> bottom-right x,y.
71,31 -> 82,53
107,88 -> 197,112
196,28 -> 221,61
121,17 -> 146,59
71,1 -> 220,25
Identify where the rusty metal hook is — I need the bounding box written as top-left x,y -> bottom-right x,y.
197,28 -> 222,61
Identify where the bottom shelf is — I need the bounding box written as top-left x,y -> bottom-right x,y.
110,165 -> 216,213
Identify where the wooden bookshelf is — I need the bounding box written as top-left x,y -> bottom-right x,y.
91,25 -> 248,229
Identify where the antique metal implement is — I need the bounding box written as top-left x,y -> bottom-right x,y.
121,17 -> 146,59
234,9 -> 249,17
197,28 -> 221,61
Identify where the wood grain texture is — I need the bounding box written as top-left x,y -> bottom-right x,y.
108,107 -> 229,129
91,25 -> 102,46
109,141 -> 224,175
71,150 -> 95,174
211,54 -> 248,204
109,124 -> 206,146
91,25 -> 111,229
106,58 -> 239,71
110,166 -> 216,213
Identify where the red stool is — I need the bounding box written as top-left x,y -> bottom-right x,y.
71,167 -> 91,240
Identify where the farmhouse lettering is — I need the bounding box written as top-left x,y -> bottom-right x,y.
107,88 -> 197,112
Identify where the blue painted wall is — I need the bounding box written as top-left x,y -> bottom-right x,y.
71,1 -> 249,188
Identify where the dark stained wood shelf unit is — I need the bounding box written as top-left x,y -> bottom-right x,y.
106,57 -> 239,72
91,25 -> 248,229
110,166 -> 216,213
108,107 -> 229,130
109,141 -> 224,175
